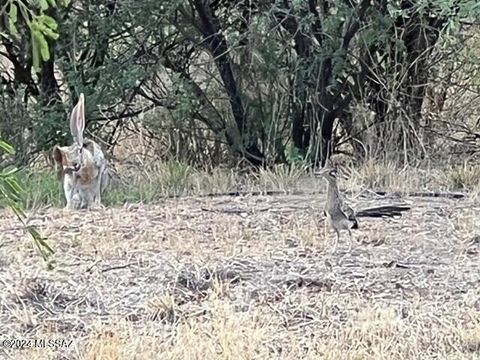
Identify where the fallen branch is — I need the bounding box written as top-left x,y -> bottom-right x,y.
356,205 -> 411,218
171,189 -> 466,200
372,190 -> 465,199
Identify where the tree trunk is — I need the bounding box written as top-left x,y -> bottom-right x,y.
191,0 -> 264,166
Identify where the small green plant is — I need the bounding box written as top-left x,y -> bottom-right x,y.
0,139 -> 53,263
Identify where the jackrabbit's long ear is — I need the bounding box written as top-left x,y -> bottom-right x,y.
52,145 -> 64,166
52,145 -> 65,179
69,93 -> 85,146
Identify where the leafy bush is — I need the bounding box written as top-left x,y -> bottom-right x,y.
0,139 -> 53,263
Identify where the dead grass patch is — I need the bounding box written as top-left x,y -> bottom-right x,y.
1,193 -> 479,359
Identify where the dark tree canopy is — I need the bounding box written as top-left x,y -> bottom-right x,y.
1,0 -> 480,167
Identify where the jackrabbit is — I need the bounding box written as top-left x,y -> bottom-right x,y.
52,94 -> 108,210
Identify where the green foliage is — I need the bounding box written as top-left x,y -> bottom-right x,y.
0,139 -> 54,264
8,2 -> 19,39
1,0 -> 65,72
0,140 -> 14,154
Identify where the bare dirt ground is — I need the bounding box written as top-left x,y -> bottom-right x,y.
0,192 -> 479,359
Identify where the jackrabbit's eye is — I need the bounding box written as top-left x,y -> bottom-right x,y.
329,170 -> 336,177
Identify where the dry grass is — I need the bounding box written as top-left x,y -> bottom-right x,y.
0,189 -> 479,359
254,163 -> 310,193
338,160 -> 480,196
14,156 -> 480,214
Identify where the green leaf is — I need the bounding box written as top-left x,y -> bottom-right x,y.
37,0 -> 49,11
9,3 -> 18,23
6,201 -> 23,218
0,140 -> 15,154
8,19 -> 20,38
39,15 -> 58,30
8,4 -> 19,39
48,0 -> 57,7
31,32 -> 41,71
26,226 -> 50,247
0,166 -> 19,177
1,182 -> 21,202
43,28 -> 60,40
39,37 -> 50,60
0,138 -> 52,263
33,21 -> 47,32
6,177 -> 24,194
31,27 -> 50,61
